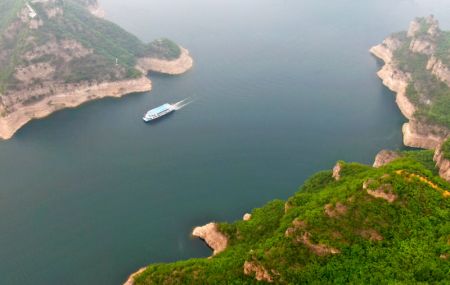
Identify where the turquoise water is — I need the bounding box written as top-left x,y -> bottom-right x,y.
1,0 -> 450,284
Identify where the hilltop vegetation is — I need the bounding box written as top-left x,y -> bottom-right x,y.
132,152 -> 449,284
0,0 -> 181,95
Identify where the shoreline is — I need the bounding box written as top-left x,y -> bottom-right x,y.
137,47 -> 194,75
0,46 -> 193,140
0,77 -> 152,140
123,222 -> 228,285
370,42 -> 448,149
123,267 -> 146,285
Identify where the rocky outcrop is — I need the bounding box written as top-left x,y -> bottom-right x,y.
332,162 -> 342,181
369,36 -> 401,63
370,16 -> 450,149
243,261 -> 274,283
285,218 -> 307,237
427,56 -> 450,87
403,120 -> 448,149
433,141 -> 450,182
409,38 -> 435,55
298,232 -> 340,256
407,15 -> 440,39
363,180 -> 397,203
192,222 -> 228,255
123,267 -> 146,285
373,150 -> 401,168
370,47 -> 415,120
137,47 -> 193,75
407,19 -> 421,38
407,16 -> 439,55
0,77 -> 152,140
243,213 -> 252,221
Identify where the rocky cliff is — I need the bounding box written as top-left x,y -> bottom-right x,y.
191,223 -> 228,256
370,15 -> 450,150
373,150 -> 401,168
137,47 -> 193,75
433,138 -> 450,182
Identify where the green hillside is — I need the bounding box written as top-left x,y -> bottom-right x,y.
133,151 -> 449,284
0,0 -> 181,94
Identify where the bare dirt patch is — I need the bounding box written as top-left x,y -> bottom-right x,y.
358,229 -> 384,241
324,202 -> 348,218
243,261 -> 274,283
297,232 -> 340,256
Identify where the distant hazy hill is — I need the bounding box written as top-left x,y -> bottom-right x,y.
0,0 -> 180,95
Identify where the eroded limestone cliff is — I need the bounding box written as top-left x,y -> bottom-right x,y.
371,15 -> 450,149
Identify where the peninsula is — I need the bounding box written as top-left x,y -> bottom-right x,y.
0,0 -> 193,139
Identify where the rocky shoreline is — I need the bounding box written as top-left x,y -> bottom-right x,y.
123,222 -> 228,285
370,16 -> 450,149
370,43 -> 445,149
192,222 -> 228,256
0,47 -> 193,140
137,47 -> 194,75
0,77 -> 151,139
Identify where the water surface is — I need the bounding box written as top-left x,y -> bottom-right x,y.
1,0 -> 450,284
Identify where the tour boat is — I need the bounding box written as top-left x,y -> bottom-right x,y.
142,103 -> 175,122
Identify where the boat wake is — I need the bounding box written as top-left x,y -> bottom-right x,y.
172,98 -> 194,110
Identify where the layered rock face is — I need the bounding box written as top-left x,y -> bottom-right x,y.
0,77 -> 152,140
403,120 -> 448,149
427,56 -> 450,86
137,47 -> 194,75
433,140 -> 450,182
373,150 -> 401,168
370,15 -> 450,150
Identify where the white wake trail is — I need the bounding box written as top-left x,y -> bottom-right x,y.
172,98 -> 194,110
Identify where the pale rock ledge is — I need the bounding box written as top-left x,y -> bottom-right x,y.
192,222 -> 228,256
373,150 -> 401,168
137,47 -> 194,75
